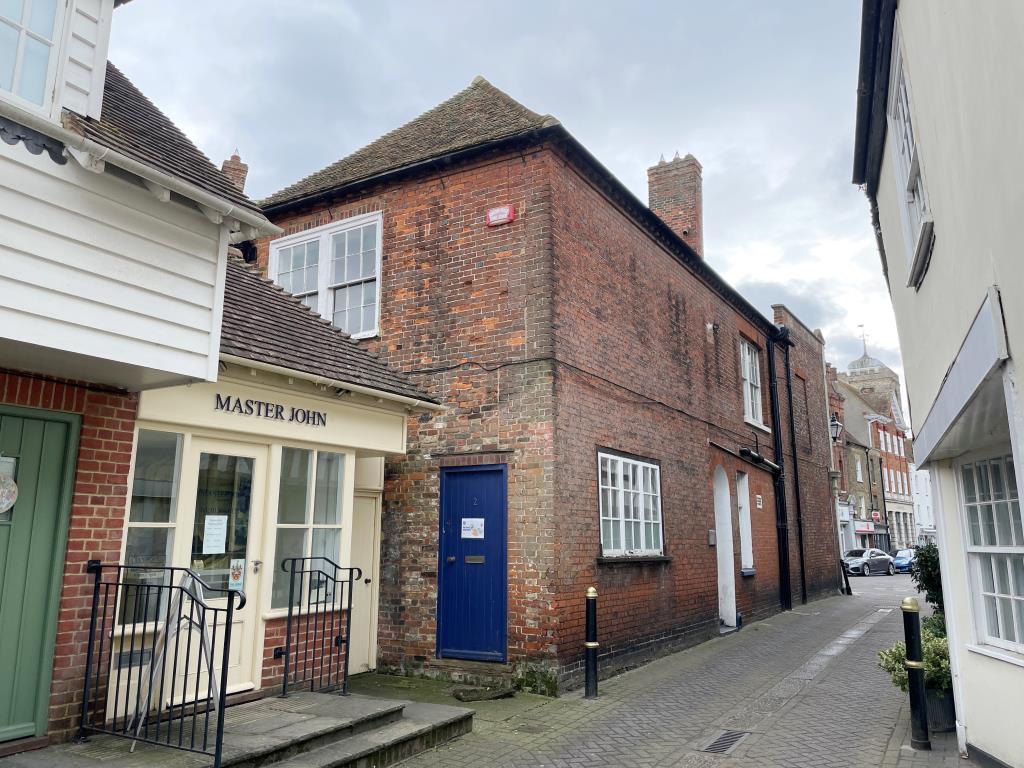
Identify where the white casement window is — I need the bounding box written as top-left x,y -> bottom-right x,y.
271,447 -> 346,608
740,339 -> 765,427
122,429 -> 182,623
269,212 -> 382,339
736,472 -> 753,570
0,0 -> 62,110
855,456 -> 863,483
959,455 -> 1024,652
598,452 -> 663,556
887,28 -> 934,287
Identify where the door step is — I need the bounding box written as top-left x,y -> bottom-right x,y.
265,703 -> 472,768
221,694 -> 407,768
422,659 -> 516,689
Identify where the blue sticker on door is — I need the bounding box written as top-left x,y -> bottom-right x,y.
438,464 -> 507,662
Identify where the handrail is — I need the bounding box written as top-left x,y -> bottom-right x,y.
77,559 -> 245,768
277,557 -> 361,697
89,561 -> 247,610
279,555 -> 363,583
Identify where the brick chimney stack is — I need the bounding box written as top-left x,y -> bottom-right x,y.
647,152 -> 703,257
221,150 -> 248,192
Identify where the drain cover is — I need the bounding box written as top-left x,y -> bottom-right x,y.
702,729 -> 750,754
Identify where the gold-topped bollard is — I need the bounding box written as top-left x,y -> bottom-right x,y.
584,587 -> 599,699
901,597 -> 931,751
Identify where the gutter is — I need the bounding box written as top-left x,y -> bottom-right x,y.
219,353 -> 443,412
780,329 -> 809,605
0,99 -> 280,241
766,330 -> 793,611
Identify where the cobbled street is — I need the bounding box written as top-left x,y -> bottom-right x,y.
368,576 -> 972,768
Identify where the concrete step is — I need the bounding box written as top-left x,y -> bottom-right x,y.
221,694 -> 407,768
267,703 -> 473,768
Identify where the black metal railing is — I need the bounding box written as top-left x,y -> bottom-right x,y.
277,557 -> 361,697
76,560 -> 246,768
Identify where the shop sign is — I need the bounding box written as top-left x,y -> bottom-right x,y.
214,393 -> 327,427
854,521 -> 875,533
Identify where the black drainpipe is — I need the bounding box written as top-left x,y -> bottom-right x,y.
780,330 -> 809,605
766,330 -> 793,611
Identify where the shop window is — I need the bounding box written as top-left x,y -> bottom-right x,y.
271,447 -> 345,608
269,212 -> 382,338
598,452 -> 662,556
122,429 -> 182,623
959,455 -> 1024,653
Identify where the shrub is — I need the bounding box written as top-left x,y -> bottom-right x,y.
878,628 -> 952,692
922,611 -> 946,638
911,543 -> 943,611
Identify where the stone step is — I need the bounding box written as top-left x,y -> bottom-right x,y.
221,694 -> 407,768
266,703 -> 473,768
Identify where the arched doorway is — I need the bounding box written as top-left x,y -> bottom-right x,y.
713,466 -> 737,628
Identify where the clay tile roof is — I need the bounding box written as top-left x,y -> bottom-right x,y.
220,258 -> 437,405
64,62 -> 262,217
260,76 -> 554,209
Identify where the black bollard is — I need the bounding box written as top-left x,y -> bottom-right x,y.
902,597 -> 931,751
841,559 -> 853,596
584,586 -> 598,699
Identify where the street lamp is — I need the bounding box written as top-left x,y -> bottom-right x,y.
830,414 -> 845,443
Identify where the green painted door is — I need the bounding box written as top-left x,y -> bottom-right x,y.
0,407 -> 79,743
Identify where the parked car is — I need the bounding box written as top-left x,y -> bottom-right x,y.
893,549 -> 916,573
842,548 -> 895,576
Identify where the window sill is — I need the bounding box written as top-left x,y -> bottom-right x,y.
966,643 -> 1024,669
740,567 -> 756,577
350,331 -> 380,341
906,217 -> 934,290
597,554 -> 672,566
745,418 -> 771,435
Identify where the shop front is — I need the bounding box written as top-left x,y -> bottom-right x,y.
117,365 -> 415,698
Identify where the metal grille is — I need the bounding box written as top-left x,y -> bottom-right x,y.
702,730 -> 749,754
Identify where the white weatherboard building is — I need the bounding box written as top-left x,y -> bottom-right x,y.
854,1 -> 1024,765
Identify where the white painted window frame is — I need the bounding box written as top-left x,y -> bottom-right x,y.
855,456 -> 863,483
0,0 -> 69,116
887,22 -> 934,288
955,452 -> 1024,655
270,446 -> 347,610
268,211 -> 383,339
597,452 -> 663,557
740,338 -> 766,429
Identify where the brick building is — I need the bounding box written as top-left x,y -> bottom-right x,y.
253,77 -> 840,691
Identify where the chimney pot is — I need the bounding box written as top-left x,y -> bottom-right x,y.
221,150 -> 249,193
647,153 -> 704,257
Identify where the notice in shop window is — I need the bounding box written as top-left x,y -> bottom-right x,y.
203,515 -> 228,554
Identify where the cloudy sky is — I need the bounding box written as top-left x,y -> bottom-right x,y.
110,0 -> 900,378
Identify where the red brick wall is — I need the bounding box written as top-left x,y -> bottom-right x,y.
547,158 -> 785,680
0,370 -> 138,740
256,142 -> 839,690
255,149 -> 559,680
772,307 -> 840,603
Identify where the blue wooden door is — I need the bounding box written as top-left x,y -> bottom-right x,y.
437,465 -> 507,661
